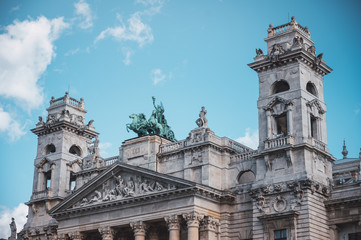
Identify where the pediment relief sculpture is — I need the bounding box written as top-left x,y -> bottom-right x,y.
73,171 -> 177,208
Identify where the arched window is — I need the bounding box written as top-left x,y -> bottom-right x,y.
272,80 -> 290,94
306,82 -> 318,96
69,145 -> 82,156
237,171 -> 256,184
44,144 -> 56,155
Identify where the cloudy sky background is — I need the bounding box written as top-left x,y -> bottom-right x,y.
0,0 -> 360,237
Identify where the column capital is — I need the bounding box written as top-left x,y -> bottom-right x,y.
57,233 -> 66,240
130,221 -> 148,237
200,216 -> 219,232
68,231 -> 85,240
164,215 -> 181,230
98,226 -> 115,240
182,212 -> 204,227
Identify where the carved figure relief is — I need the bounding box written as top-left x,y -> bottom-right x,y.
269,44 -> 286,62
292,36 -> 303,47
256,195 -> 266,212
74,172 -> 177,207
307,45 -> 316,55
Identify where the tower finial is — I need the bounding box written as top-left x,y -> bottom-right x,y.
342,139 -> 348,159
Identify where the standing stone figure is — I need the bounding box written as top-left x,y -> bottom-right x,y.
196,106 -> 208,128
8,218 -> 16,240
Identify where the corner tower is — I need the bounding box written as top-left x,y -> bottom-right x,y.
23,92 -> 98,239
248,17 -> 335,239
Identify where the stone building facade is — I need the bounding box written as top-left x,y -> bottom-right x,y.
19,17 -> 361,240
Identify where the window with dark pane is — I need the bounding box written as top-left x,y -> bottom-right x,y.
274,229 -> 287,240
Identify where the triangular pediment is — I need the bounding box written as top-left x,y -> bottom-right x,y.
50,163 -> 196,215
306,99 -> 325,114
263,96 -> 292,113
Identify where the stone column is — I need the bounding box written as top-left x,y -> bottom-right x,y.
199,216 -> 219,240
182,212 -> 204,240
57,233 -> 66,240
164,215 -> 181,240
68,231 -> 84,240
98,226 -> 115,240
329,225 -> 339,240
266,110 -> 272,139
130,221 -> 148,240
37,167 -> 44,191
286,105 -> 293,136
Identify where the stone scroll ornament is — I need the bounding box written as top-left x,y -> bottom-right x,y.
126,96 -> 176,141
76,172 -> 177,207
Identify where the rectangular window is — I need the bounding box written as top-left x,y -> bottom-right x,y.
274,229 -> 287,240
310,115 -> 317,139
275,114 -> 287,136
45,171 -> 52,190
69,172 -> 76,191
349,232 -> 361,240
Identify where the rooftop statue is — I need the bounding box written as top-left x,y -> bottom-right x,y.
126,97 -> 176,141
196,106 -> 208,128
8,218 -> 16,240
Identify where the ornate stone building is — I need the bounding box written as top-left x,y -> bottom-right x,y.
19,17 -> 361,240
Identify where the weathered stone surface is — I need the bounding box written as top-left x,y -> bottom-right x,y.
19,17 -> 361,240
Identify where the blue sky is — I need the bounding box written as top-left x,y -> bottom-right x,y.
0,0 -> 360,236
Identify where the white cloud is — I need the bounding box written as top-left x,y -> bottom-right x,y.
151,68 -> 167,85
64,48 -> 80,56
0,16 -> 69,111
0,203 -> 28,239
74,0 -> 93,29
10,6 -> 20,12
99,142 -> 112,157
122,48 -> 134,65
236,128 -> 259,149
0,108 -> 26,141
135,0 -> 165,16
95,13 -> 153,47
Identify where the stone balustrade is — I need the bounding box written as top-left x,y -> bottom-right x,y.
31,189 -> 51,200
104,156 -> 119,166
49,92 -> 84,109
264,135 -> 294,150
230,150 -> 257,163
159,140 -> 186,153
313,138 -> 327,152
159,137 -> 252,154
267,16 -> 310,38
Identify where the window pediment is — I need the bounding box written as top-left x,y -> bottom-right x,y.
306,99 -> 325,115
263,96 -> 292,114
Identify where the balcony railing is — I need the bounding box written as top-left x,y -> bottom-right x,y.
49,92 -> 84,109
160,141 -> 186,153
230,151 -> 257,163
264,135 -> 294,150
268,16 -> 310,38
31,189 -> 51,200
104,156 -> 119,166
312,138 -> 327,152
